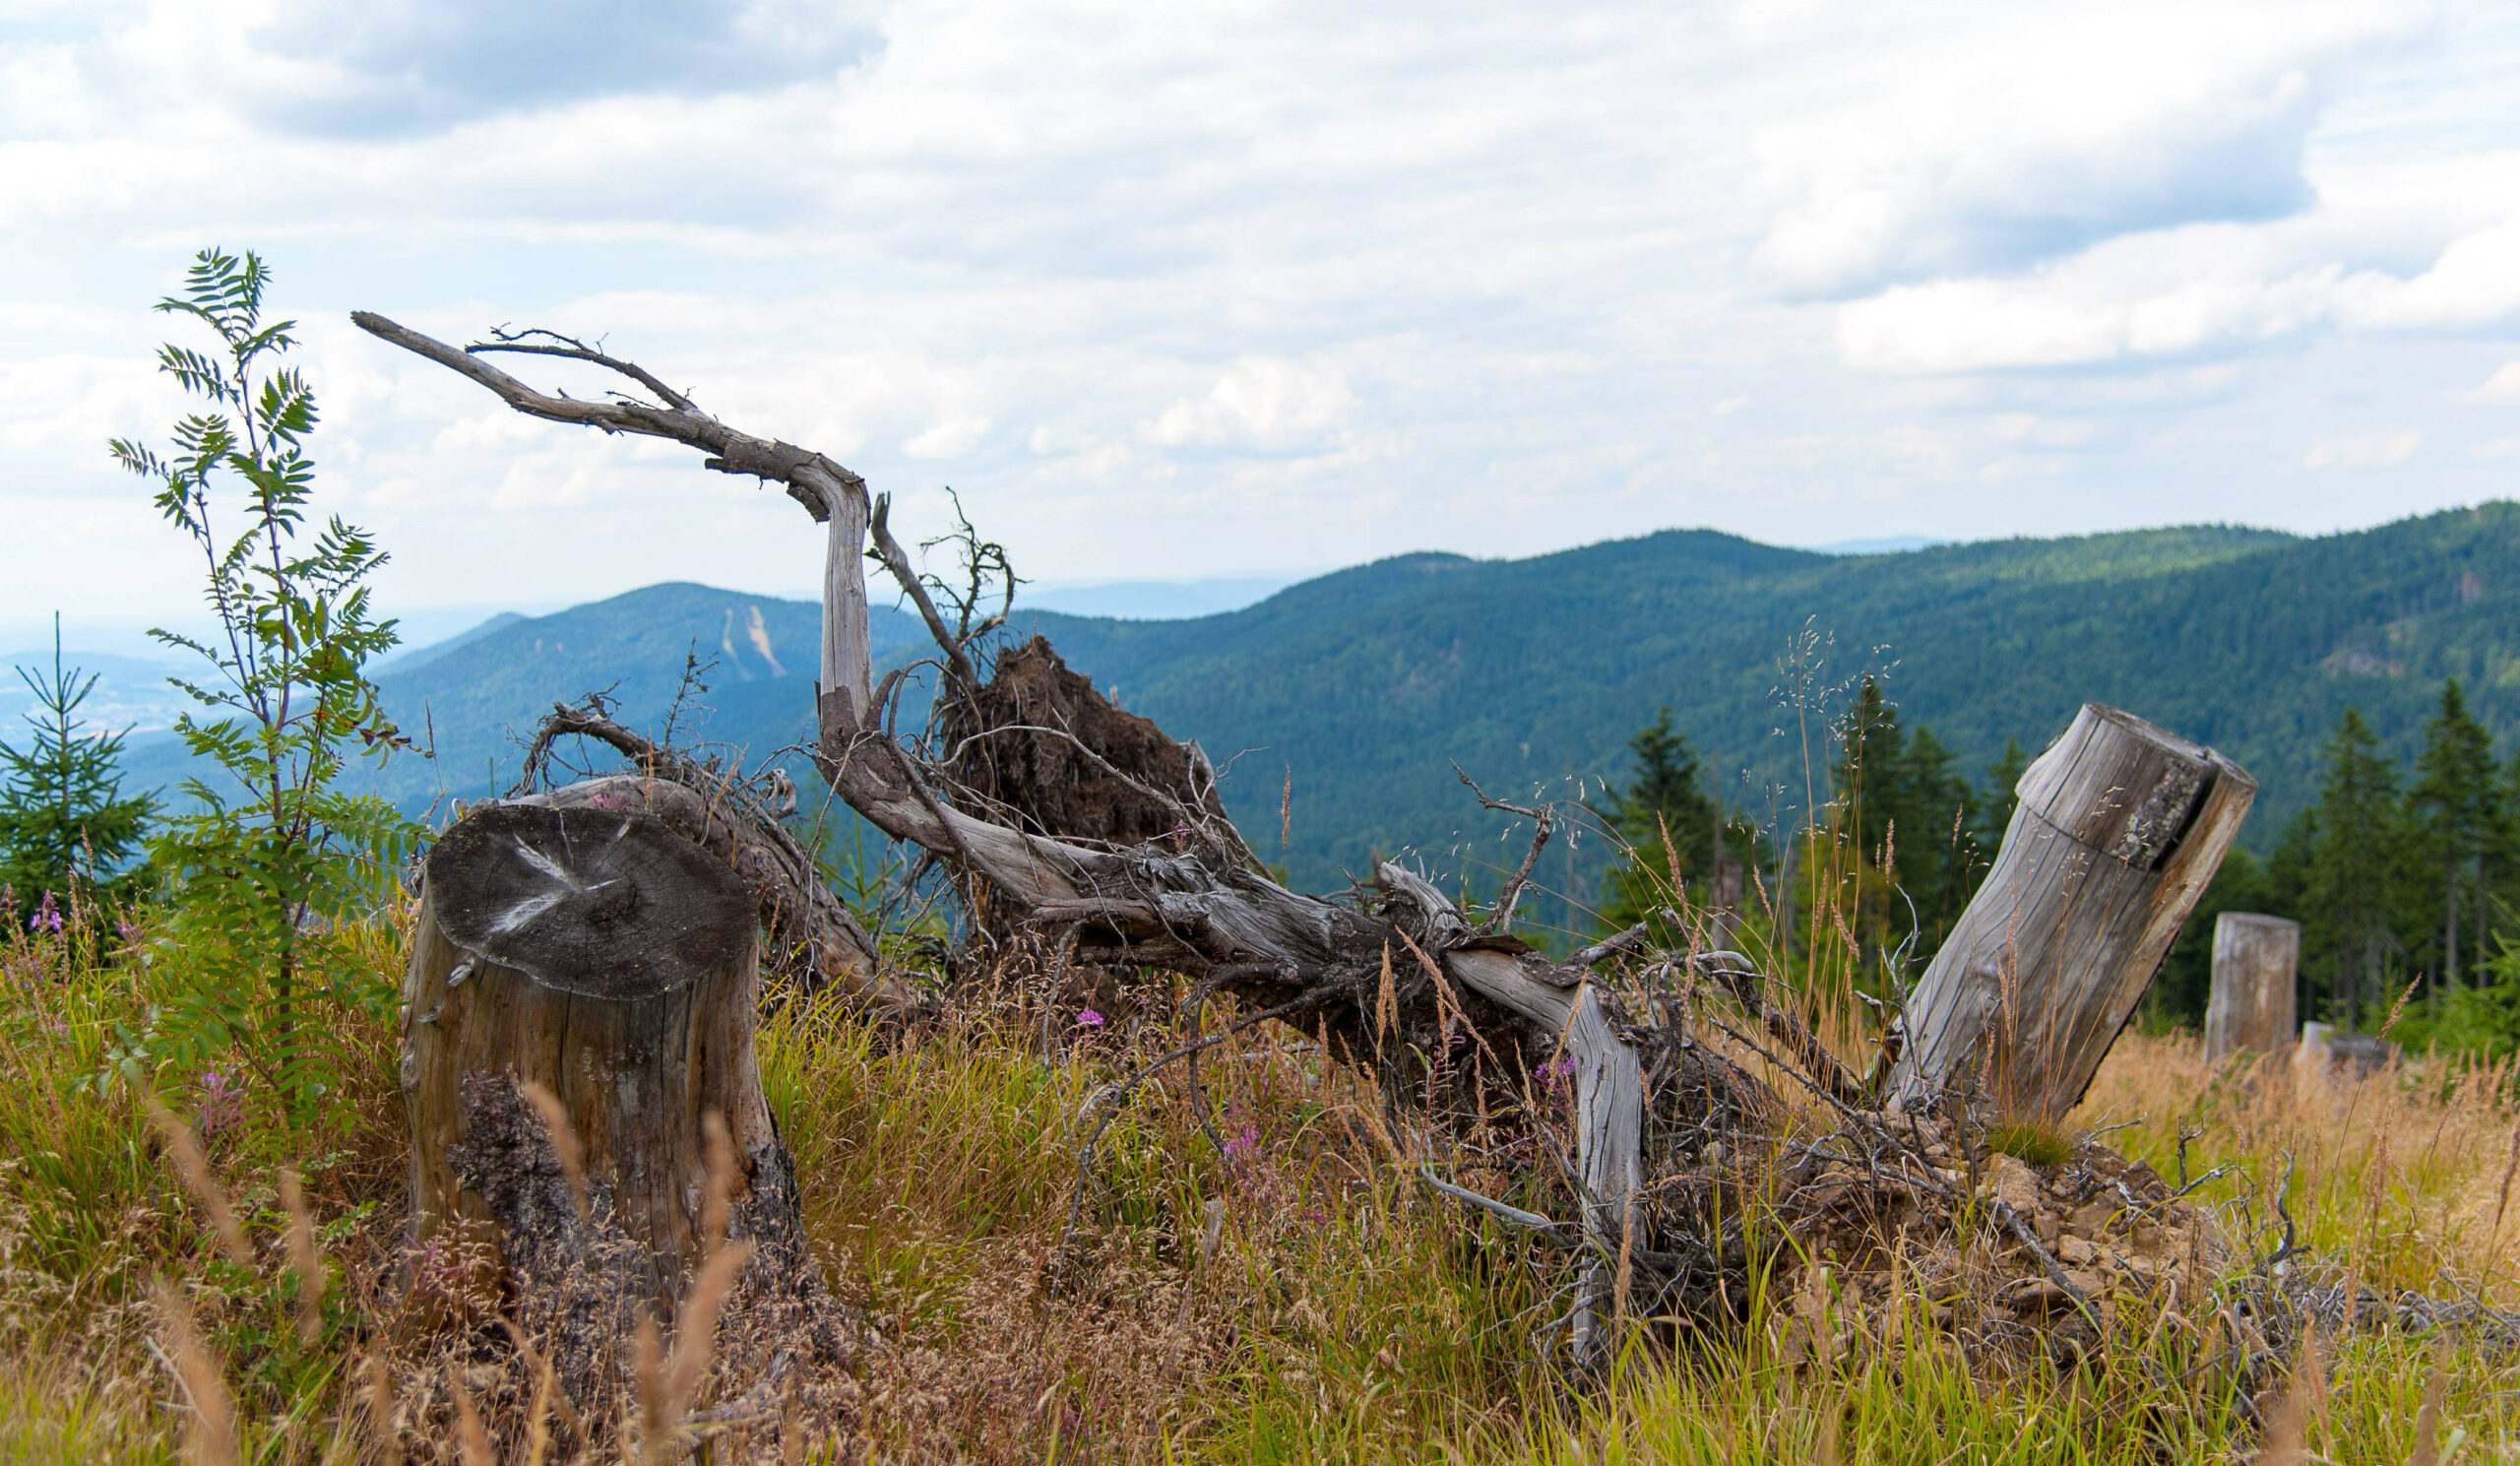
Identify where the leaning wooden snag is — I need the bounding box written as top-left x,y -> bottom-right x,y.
1888,703 -> 2256,1120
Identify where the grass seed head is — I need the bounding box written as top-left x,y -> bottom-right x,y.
143,1097 -> 252,1268
153,1275 -> 236,1466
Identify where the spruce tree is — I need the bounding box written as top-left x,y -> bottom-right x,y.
2309,707 -> 2401,1027
1593,708 -> 1720,935
1827,678 -> 1982,960
2412,680 -> 2499,988
1977,736 -> 2028,856
0,618 -> 155,909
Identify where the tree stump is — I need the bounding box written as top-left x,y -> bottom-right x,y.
2205,913 -> 2300,1059
1887,704 -> 2256,1121
401,801 -> 849,1414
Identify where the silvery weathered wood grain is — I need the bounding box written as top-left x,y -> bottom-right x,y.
2206,912 -> 2300,1059
1887,703 -> 2256,1119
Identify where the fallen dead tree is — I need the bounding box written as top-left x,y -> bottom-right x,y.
354,311 -> 2258,1377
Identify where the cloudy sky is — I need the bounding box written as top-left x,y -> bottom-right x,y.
4,0 -> 2518,643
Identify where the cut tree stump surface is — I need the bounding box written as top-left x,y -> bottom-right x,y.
404,801 -> 786,1306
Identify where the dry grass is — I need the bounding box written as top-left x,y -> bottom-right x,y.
10,908 -> 2520,1462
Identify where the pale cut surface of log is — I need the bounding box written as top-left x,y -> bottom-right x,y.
2205,912 -> 2300,1058
1886,703 -> 2256,1120
403,802 -> 785,1300
527,766 -> 914,1014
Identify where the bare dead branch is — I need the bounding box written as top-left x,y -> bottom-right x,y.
1454,763 -> 1554,935
472,326 -> 700,413
867,491 -> 975,688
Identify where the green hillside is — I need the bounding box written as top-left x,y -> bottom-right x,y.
1034,507 -> 2520,895
113,503 -> 2520,924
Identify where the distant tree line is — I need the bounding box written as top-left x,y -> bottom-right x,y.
1590,677 -> 2010,985
1592,674 -> 2520,1054
2151,680 -> 2520,1050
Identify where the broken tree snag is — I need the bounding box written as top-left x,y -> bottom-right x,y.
1887,704 -> 2256,1120
2206,913 -> 2300,1059
402,800 -> 846,1412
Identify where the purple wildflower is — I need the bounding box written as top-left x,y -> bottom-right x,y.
191,1069 -> 247,1142
29,893 -> 63,934
1075,1008 -> 1105,1028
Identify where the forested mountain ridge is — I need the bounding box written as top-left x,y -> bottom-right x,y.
108,503 -> 2520,908
1023,507 -> 2517,892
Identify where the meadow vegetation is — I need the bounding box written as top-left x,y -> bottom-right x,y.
10,896 -> 2520,1462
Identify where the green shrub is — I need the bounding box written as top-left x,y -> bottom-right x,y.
108,248 -> 420,1130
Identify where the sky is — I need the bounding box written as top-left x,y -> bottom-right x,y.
5,0 -> 2520,646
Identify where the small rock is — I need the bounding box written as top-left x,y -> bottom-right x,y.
2056,1234 -> 2101,1267
1981,1153 -> 2042,1216
1999,1277 -> 2065,1312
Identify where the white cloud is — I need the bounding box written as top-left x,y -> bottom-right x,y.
1143,359 -> 1355,455
2473,361 -> 2520,402
902,415 -> 990,459
2305,429 -> 2421,469
1750,3 -> 2425,298
1836,207 -> 2520,375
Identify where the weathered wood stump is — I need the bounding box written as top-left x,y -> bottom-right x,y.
1888,704 -> 2255,1121
401,800 -> 849,1414
2205,912 -> 2300,1059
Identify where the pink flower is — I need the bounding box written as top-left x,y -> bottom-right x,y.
1075,1008 -> 1105,1028
191,1069 -> 247,1141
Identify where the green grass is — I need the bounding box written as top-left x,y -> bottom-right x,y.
9,915 -> 2520,1462
1981,1122 -> 2072,1169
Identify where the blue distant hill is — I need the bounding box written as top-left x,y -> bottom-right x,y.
110,505 -> 2520,916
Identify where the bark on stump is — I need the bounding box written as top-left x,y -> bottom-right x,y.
1887,704 -> 2255,1120
2205,913 -> 2300,1059
401,801 -> 847,1412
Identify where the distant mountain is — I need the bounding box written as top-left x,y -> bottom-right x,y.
114,506 -> 2520,936
370,611 -> 529,674
1810,535 -> 1949,555
0,647 -> 193,734
121,585 -> 929,816
1022,575 -> 1311,619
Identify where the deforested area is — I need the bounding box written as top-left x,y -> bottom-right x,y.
7,250 -> 2520,1465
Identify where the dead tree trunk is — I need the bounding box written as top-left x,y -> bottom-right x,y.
1887,704 -> 2255,1120
2205,913 -> 2300,1059
402,800 -> 847,1410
